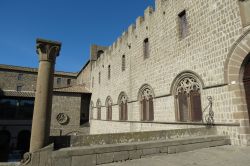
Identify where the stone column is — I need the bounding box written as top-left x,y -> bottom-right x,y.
29,38 -> 61,152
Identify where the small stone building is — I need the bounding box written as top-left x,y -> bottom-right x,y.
0,64 -> 91,161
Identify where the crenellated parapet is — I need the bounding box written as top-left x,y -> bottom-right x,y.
91,5 -> 157,68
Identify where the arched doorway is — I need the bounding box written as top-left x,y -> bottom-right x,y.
17,130 -> 31,156
224,30 -> 250,145
243,55 -> 250,120
0,130 -> 11,162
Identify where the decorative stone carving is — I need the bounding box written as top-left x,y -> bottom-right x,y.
56,113 -> 69,125
141,88 -> 153,100
20,152 -> 32,165
106,96 -> 113,106
138,84 -> 154,101
36,38 -> 61,62
96,99 -> 102,108
120,95 -> 127,104
175,77 -> 200,95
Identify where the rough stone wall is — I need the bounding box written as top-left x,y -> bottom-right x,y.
0,70 -> 37,91
53,75 -> 77,88
0,70 -> 77,91
90,0 -> 248,145
50,93 -> 81,136
76,62 -> 91,89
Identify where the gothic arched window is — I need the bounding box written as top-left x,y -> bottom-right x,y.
105,96 -> 112,120
90,101 -> 94,120
138,84 -> 154,121
175,76 -> 202,122
96,99 -> 102,120
118,92 -> 128,121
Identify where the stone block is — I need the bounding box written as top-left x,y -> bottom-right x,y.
52,157 -> 71,166
113,151 -> 129,162
142,148 -> 160,156
96,152 -> 114,165
233,112 -> 249,119
71,154 -> 96,166
168,139 -> 228,154
159,146 -> 168,153
239,127 -> 250,134
129,150 -> 142,160
30,151 -> 40,166
240,119 -> 250,127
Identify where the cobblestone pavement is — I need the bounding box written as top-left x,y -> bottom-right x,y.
101,146 -> 250,166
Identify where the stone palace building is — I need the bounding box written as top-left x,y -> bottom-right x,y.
86,0 -> 250,146
0,0 -> 250,163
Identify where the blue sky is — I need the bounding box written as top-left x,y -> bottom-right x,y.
0,0 -> 154,72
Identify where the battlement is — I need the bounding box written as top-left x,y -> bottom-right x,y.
91,1 -> 161,67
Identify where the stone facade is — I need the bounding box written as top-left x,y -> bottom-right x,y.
0,64 -> 77,91
89,0 -> 250,145
76,60 -> 91,89
50,92 -> 90,136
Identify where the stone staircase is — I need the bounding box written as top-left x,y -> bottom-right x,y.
51,135 -> 229,166
14,127 -> 230,166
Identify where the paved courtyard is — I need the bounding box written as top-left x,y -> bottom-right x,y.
101,146 -> 250,166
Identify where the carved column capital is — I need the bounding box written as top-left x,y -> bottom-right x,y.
36,38 -> 61,62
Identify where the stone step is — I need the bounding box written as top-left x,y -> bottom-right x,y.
51,135 -> 230,166
66,127 -> 217,147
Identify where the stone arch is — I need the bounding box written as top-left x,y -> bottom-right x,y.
224,28 -> 250,84
105,96 -> 113,120
137,84 -> 155,101
105,96 -> 113,107
117,92 -> 128,121
171,71 -> 203,122
224,29 -> 250,140
117,91 -> 128,104
138,84 -> 155,121
96,98 -> 101,107
170,70 -> 204,95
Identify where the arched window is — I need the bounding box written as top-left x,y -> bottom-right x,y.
122,55 -> 126,71
96,99 -> 102,120
105,96 -> 112,120
97,50 -> 104,59
98,72 -> 101,84
174,76 -> 202,122
90,101 -> 94,120
118,92 -> 128,121
108,65 -> 111,80
138,84 -> 154,121
143,38 -> 149,59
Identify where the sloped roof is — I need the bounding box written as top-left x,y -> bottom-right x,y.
53,85 -> 91,94
0,64 -> 77,77
0,90 -> 35,98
